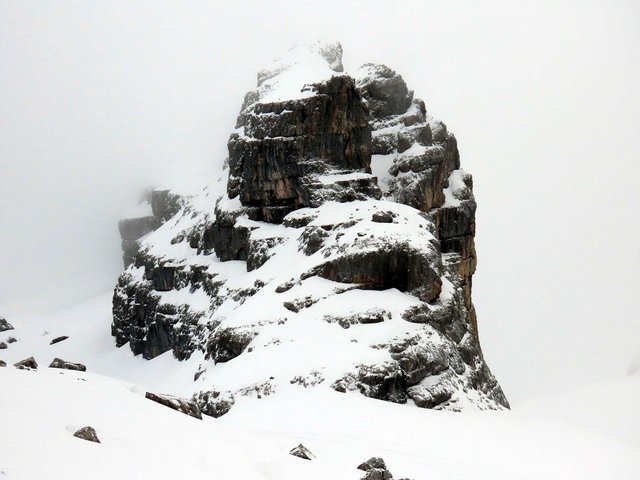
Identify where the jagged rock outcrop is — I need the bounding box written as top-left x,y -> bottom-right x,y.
111,41 -> 508,414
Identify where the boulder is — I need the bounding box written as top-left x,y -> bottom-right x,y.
357,457 -> 387,471
49,358 -> 86,372
289,444 -> 316,460
0,360 -> 6,367
0,342 -> 6,350
73,426 -> 100,443
14,357 -> 37,370
49,335 -> 69,345
371,211 -> 396,223
145,392 -> 202,420
0,318 -> 13,332
357,457 -> 393,480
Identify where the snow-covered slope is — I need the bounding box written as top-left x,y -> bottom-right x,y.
2,262 -> 635,480
1,295 -> 639,479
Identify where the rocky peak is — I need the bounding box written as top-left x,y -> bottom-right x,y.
112,42 -> 508,415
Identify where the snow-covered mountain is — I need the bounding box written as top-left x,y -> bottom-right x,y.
1,42 -> 638,480
111,41 -> 507,416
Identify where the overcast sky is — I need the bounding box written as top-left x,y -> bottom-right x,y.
1,0 -> 638,404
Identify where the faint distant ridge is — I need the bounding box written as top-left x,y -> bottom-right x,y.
112,41 -> 509,415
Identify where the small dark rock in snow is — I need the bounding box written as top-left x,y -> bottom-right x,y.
289,443 -> 316,460
50,335 -> 69,345
0,318 -> 13,332
73,426 -> 100,443
0,360 -> 6,367
145,392 -> 202,420
0,342 -> 6,350
7,337 -> 17,344
371,211 -> 396,223
49,358 -> 86,372
14,357 -> 38,370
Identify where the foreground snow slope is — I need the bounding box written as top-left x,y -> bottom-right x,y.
1,296 -> 639,479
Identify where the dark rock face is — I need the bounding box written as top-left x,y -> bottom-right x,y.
227,75 -> 375,223
73,426 -> 100,443
357,64 -> 413,119
50,335 -> 69,345
117,190 -> 187,268
310,246 -> 442,303
111,42 -> 508,414
0,342 -> 6,350
0,360 -> 6,367
0,318 -> 13,332
14,357 -> 37,370
145,392 -> 202,419
289,444 -> 316,460
151,189 -> 183,221
111,258 -> 208,360
49,358 -> 86,372
118,216 -> 160,242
